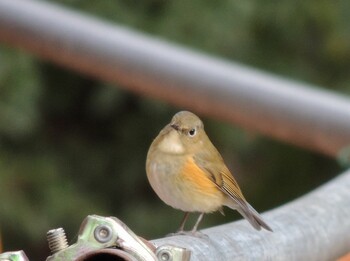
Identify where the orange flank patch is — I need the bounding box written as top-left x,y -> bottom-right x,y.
180,157 -> 219,196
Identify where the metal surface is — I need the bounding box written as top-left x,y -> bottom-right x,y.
153,168 -> 350,260
0,222 -> 192,261
46,215 -> 158,261
1,0 -> 350,156
45,215 -> 192,260
156,245 -> 191,261
0,251 -> 29,261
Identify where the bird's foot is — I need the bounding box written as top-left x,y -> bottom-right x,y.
167,230 -> 208,239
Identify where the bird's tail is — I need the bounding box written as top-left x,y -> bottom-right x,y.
237,203 -> 273,232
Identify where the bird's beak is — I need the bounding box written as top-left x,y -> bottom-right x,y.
170,123 -> 180,131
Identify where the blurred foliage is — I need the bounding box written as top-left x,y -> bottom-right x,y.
1,0 -> 349,259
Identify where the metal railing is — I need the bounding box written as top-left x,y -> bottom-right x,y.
0,0 -> 350,260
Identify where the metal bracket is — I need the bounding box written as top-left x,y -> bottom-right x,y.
0,215 -> 191,260
45,215 -> 191,261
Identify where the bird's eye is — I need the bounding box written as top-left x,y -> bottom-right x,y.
188,128 -> 196,137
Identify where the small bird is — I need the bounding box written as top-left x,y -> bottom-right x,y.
146,111 -> 272,235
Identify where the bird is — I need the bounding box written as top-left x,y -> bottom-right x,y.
146,111 -> 272,235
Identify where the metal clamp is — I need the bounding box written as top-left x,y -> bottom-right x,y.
0,215 -> 191,261
45,215 -> 191,261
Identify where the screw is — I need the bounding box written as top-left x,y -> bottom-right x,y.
94,225 -> 113,243
47,228 -> 69,254
157,249 -> 172,261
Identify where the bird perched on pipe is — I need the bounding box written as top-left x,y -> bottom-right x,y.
146,111 -> 272,235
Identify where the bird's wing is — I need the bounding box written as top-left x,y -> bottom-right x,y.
194,152 -> 272,231
193,153 -> 247,208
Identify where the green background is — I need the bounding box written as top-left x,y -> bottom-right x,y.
0,0 -> 349,259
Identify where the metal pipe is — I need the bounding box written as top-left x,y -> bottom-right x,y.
1,0 -> 350,157
153,169 -> 350,260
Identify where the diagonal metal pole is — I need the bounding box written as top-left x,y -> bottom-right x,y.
1,0 -> 350,157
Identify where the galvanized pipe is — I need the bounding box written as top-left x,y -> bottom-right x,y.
1,0 -> 350,157
153,169 -> 350,260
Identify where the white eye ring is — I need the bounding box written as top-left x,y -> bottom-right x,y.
188,128 -> 196,137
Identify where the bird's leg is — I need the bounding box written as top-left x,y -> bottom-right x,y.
191,212 -> 204,233
177,212 -> 190,232
168,212 -> 208,238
